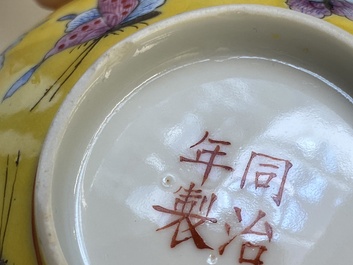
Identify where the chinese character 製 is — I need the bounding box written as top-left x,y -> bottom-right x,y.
153,182 -> 217,249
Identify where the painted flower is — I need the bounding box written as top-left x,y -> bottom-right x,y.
286,0 -> 353,20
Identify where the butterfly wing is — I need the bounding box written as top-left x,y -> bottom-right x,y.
58,14 -> 77,22
3,16 -> 111,100
98,0 -> 139,28
3,0 -> 165,101
45,0 -> 140,59
331,0 -> 353,20
122,0 -> 165,23
44,17 -> 110,59
286,0 -> 331,18
62,8 -> 101,32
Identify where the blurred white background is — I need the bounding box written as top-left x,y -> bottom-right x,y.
0,0 -> 50,52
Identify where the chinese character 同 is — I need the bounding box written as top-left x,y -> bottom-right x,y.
240,152 -> 292,206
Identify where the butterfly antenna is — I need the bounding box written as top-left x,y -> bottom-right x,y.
48,38 -> 101,103
30,39 -> 99,111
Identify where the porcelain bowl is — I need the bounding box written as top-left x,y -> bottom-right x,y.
35,5 -> 353,265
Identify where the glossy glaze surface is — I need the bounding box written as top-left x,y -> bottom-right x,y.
71,58 -> 353,264
2,0 -> 353,265
35,6 -> 353,264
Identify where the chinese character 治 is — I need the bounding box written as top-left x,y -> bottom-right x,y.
239,242 -> 268,265
218,208 -> 272,255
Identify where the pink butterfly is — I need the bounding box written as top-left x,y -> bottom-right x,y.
3,0 -> 166,103
286,0 -> 353,19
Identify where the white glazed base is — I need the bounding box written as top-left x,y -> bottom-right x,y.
74,58 -> 353,264
35,5 -> 353,265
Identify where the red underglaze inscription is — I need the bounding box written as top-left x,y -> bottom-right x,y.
153,131 -> 293,264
